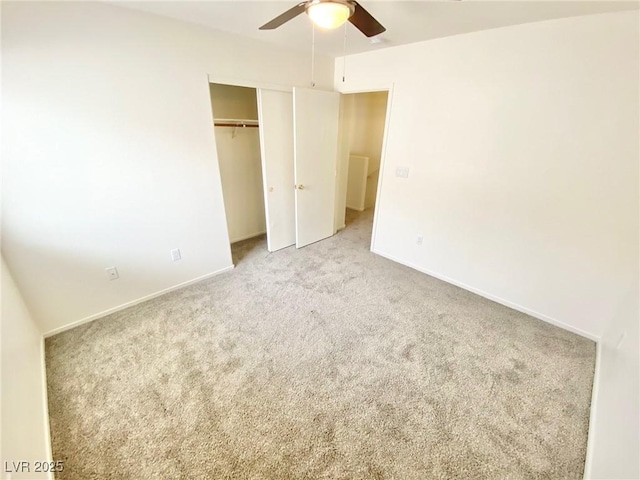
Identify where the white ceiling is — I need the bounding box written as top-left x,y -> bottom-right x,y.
115,1 -> 639,57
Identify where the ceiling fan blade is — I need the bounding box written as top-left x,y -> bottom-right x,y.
349,1 -> 386,37
259,2 -> 307,30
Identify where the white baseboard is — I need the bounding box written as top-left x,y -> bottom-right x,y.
40,337 -> 54,479
43,265 -> 234,337
583,340 -> 602,479
371,248 -> 599,342
230,231 -> 266,243
373,245 -> 605,472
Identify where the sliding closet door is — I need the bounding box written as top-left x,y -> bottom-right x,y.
257,89 -> 296,252
293,87 -> 341,248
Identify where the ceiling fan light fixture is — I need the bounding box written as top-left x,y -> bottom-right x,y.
306,1 -> 354,30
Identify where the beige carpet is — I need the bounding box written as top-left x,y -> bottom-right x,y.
45,209 -> 595,479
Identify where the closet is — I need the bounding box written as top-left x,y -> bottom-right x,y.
209,83 -> 266,245
209,82 -> 341,254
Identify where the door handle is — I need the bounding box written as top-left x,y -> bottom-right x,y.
296,184 -> 305,190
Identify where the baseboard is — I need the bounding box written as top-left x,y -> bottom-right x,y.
346,205 -> 365,212
43,265 -> 234,337
372,247 -> 604,477
230,231 -> 266,243
40,337 -> 54,478
371,248 -> 599,342
583,340 -> 602,479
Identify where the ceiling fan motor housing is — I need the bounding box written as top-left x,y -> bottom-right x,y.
305,0 -> 356,30
305,0 -> 356,17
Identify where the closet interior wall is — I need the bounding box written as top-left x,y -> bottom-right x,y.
210,83 -> 266,244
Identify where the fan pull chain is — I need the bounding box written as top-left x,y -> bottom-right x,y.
342,22 -> 347,82
311,23 -> 316,87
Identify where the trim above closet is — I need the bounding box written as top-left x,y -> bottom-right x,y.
207,75 -> 292,93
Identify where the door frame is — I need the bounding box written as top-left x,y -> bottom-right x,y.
334,83 -> 395,253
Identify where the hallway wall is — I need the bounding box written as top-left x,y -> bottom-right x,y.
347,91 -> 388,210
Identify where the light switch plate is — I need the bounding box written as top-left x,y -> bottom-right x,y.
395,167 -> 410,178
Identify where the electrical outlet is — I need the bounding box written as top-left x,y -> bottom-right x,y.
417,235 -> 423,245
105,266 -> 119,280
171,248 -> 182,261
395,167 -> 410,178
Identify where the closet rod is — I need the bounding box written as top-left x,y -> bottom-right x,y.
214,122 -> 259,128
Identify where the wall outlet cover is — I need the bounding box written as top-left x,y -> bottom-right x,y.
105,266 -> 119,280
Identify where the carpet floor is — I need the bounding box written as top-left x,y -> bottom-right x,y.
45,209 -> 595,479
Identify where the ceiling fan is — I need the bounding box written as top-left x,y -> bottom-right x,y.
259,0 -> 386,38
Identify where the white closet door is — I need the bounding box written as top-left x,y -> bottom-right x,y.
257,89 -> 296,252
293,87 -> 341,248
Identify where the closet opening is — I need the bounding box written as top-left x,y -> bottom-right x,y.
209,83 -> 267,263
340,90 -> 389,235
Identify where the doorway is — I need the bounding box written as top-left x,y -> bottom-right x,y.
338,90 -> 389,234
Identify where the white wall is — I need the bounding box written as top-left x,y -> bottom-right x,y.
210,83 -> 258,120
335,10 -> 639,341
210,84 -> 266,243
214,127 -> 266,243
346,155 -> 369,211
348,91 -> 388,209
336,11 -> 639,479
334,94 -> 355,231
1,258 -> 53,480
1,1 -> 333,335
586,284 -> 639,479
